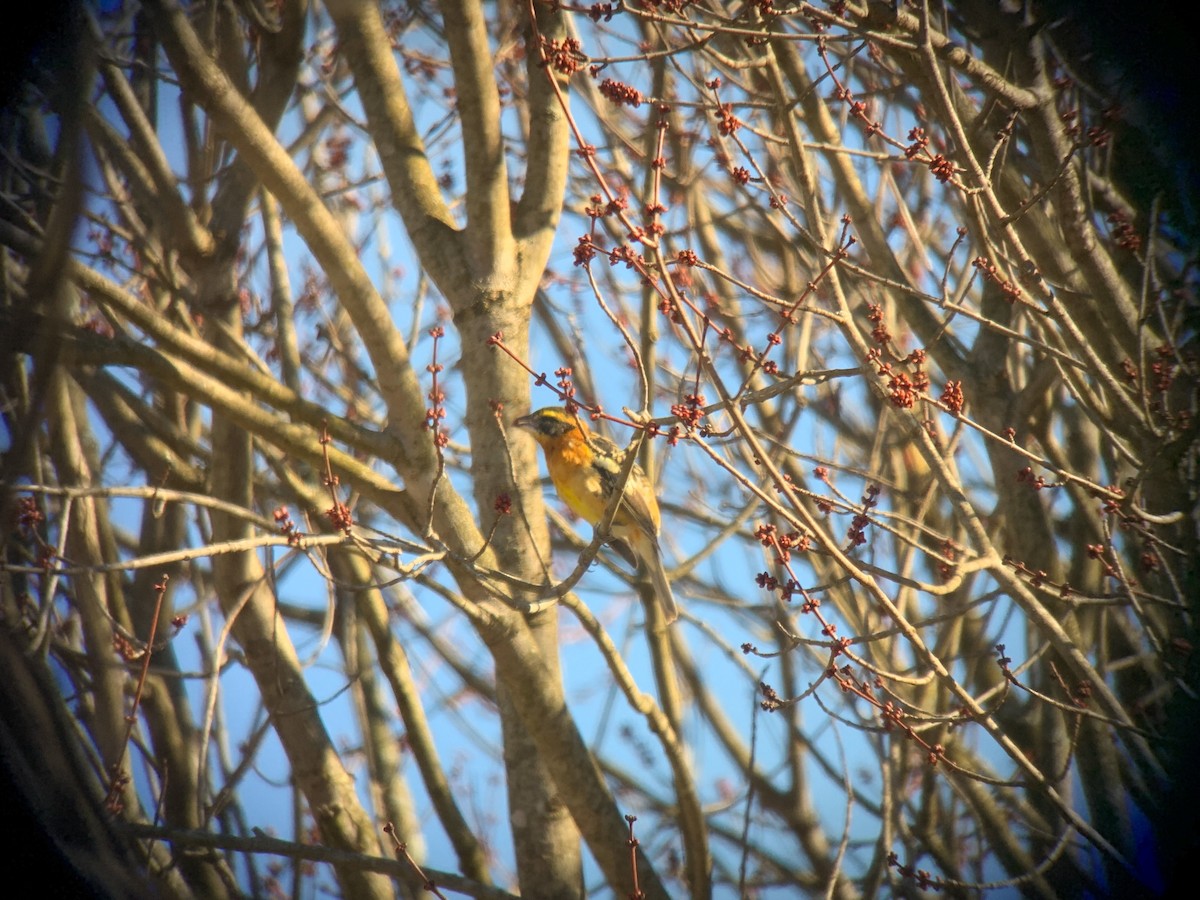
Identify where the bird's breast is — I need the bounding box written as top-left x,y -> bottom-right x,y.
546,443 -> 609,524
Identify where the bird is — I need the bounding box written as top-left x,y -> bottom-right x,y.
514,407 -> 678,624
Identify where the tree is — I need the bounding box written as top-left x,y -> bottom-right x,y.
2,1 -> 1196,897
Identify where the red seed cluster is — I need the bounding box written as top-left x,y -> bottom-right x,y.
598,78 -> 644,107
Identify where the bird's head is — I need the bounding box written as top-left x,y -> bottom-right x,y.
513,407 -> 587,445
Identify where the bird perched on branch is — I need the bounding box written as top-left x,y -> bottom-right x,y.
514,407 -> 678,624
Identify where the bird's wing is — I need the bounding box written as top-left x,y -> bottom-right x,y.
586,433 -> 660,537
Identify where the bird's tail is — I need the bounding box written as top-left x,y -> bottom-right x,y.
642,540 -> 679,624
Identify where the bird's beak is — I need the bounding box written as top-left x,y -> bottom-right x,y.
513,413 -> 534,430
